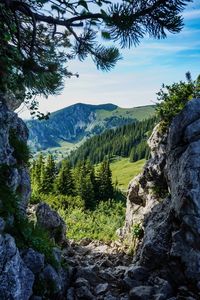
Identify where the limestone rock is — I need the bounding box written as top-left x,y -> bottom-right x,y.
40,264 -> 63,295
0,233 -> 34,300
0,217 -> 5,233
0,98 -> 30,215
123,123 -> 168,234
166,98 -> 200,283
36,202 -> 66,244
129,286 -> 153,300
21,248 -> 45,274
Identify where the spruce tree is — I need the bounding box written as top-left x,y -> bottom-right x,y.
41,154 -> 56,194
54,159 -> 74,196
97,159 -> 113,201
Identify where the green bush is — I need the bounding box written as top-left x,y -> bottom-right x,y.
156,73 -> 200,129
59,199 -> 126,242
10,215 -> 58,268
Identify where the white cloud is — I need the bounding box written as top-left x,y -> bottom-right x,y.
183,9 -> 200,19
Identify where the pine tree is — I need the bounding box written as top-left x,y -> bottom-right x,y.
97,159 -> 113,201
41,154 -> 56,194
73,161 -> 96,210
54,159 -> 74,196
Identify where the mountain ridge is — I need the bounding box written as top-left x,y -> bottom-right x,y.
26,102 -> 155,154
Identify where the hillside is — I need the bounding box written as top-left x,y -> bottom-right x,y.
69,117 -> 156,165
26,103 -> 155,155
110,158 -> 145,191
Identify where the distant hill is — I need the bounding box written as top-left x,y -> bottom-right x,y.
69,117 -> 156,166
26,103 -> 155,155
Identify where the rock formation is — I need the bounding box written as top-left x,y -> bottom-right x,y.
0,96 -> 30,215
0,98 -> 70,299
123,98 -> 200,299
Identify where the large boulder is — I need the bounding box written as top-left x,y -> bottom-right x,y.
36,202 -> 67,244
0,233 -> 34,300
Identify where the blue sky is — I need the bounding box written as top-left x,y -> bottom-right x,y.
18,1 -> 200,119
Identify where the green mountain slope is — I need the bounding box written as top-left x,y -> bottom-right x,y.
110,158 -> 145,191
26,103 -> 155,155
69,117 -> 156,165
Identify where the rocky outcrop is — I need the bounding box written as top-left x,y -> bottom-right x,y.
123,123 -> 168,234
36,202 -> 67,245
0,233 -> 34,300
0,99 -> 70,299
123,98 -> 200,299
0,96 -> 30,215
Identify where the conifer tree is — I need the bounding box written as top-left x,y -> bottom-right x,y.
41,154 -> 56,194
1,0 -> 190,116
54,159 -> 74,196
97,159 -> 113,201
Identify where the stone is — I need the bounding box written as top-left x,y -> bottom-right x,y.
40,264 -> 62,295
75,286 -> 95,300
129,286 -> 153,300
153,277 -> 172,298
0,217 -> 5,233
36,202 -> 66,244
66,287 -> 75,300
75,277 -> 90,289
75,266 -> 102,286
0,233 -> 34,300
95,283 -> 109,295
0,99 -> 30,215
52,247 -> 62,265
154,294 -> 167,300
22,248 -> 45,274
125,266 -> 149,281
122,276 -> 140,290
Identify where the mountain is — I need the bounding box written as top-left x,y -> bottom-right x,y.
26,103 -> 155,155
69,117 -> 157,166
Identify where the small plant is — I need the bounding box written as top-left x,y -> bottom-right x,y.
132,223 -> 143,239
9,129 -> 31,164
150,182 -> 169,200
10,215 -> 58,268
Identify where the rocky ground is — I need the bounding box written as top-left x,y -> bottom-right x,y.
64,239 -> 132,300
63,238 -> 200,300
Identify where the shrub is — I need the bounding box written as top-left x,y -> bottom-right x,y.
156,73 -> 200,129
59,199 -> 126,242
10,215 -> 58,268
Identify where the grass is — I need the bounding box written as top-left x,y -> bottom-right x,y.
59,200 -> 126,242
96,105 -> 155,122
110,158 -> 145,191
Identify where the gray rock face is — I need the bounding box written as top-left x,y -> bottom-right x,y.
124,98 -> 200,298
166,98 -> 200,282
36,202 -> 67,244
22,248 -> 45,274
0,97 -> 30,215
123,123 -> 168,234
129,286 -> 153,300
0,233 -> 34,300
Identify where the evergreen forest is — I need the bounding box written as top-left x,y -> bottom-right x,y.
70,117 -> 157,166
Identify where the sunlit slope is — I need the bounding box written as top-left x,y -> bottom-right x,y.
110,158 -> 145,191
